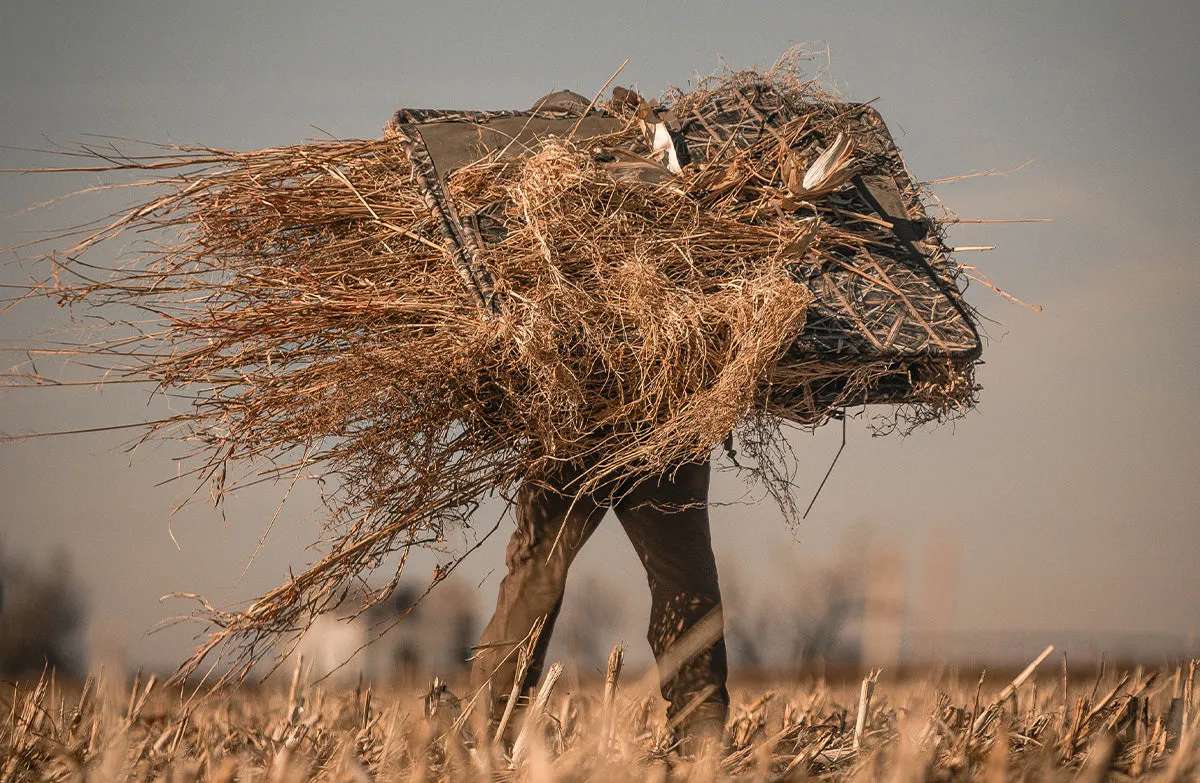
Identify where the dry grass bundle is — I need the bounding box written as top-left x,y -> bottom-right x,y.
5,54 -> 984,678
465,141 -> 813,487
3,657 -> 1197,781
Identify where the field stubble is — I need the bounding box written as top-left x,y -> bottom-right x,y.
2,649 -> 1197,782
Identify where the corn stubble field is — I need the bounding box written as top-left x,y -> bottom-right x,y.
3,653 -> 1197,782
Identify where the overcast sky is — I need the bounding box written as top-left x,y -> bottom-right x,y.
1,0 -> 1197,673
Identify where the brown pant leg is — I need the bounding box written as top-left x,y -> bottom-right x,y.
612,460 -> 729,738
470,477 -> 605,726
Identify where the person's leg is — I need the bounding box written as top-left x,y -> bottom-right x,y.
612,460 -> 729,747
470,476 -> 605,730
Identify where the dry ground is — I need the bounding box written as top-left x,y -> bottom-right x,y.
3,655 -> 1197,781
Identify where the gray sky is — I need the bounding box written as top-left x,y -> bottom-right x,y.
2,0 -> 1198,671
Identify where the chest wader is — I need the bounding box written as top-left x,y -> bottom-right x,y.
470,459 -> 729,748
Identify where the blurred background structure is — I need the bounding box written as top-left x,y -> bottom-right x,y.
1,0 -> 1197,680
286,581 -> 477,687
0,538 -> 85,679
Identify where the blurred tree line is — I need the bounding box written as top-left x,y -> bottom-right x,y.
0,538 -> 85,678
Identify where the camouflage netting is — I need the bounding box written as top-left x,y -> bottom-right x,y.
8,53 -> 980,678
